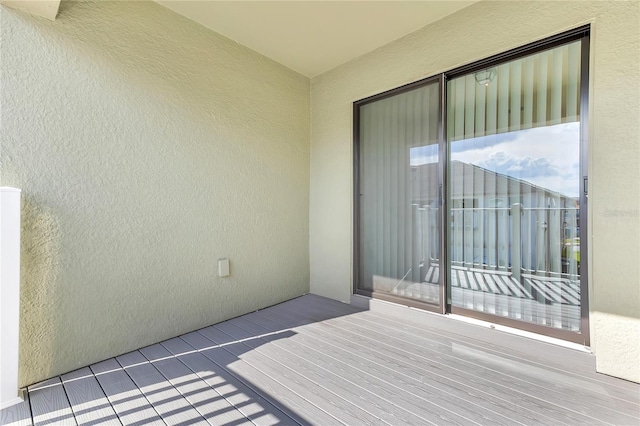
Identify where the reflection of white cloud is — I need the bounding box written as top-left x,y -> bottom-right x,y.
454,123 -> 580,197
408,123 -> 580,197
478,153 -> 563,178
450,132 -> 518,154
410,144 -> 438,165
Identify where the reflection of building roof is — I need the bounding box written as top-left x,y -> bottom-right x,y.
412,160 -> 573,206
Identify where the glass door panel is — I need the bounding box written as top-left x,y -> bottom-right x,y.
446,41 -> 583,331
357,80 -> 441,306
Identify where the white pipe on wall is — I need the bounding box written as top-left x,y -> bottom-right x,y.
0,187 -> 22,409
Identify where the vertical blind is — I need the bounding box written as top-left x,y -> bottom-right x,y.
359,81 -> 440,303
447,41 -> 582,142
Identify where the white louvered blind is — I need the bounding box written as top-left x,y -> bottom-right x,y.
358,81 -> 440,304
448,41 -> 581,142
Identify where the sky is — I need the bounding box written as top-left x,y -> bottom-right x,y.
410,122 -> 581,198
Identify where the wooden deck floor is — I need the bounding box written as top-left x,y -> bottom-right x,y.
2,294 -> 639,425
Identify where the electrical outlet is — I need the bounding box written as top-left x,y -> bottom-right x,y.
218,258 -> 230,277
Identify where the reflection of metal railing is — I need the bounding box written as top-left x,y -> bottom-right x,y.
416,204 -> 580,280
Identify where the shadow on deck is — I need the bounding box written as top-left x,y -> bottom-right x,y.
2,294 -> 639,425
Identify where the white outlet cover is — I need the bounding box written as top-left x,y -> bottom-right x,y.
218,258 -> 230,277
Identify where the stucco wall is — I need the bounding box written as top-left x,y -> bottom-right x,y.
1,1 -> 310,386
310,1 -> 639,382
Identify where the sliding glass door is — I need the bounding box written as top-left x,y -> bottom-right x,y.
355,28 -> 589,342
446,39 -> 586,337
356,78 -> 443,310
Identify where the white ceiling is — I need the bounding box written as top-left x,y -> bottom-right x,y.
0,0 -> 60,20
156,1 -> 477,77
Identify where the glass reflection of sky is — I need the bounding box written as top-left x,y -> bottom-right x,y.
410,122 -> 580,197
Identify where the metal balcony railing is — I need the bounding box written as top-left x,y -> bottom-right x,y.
415,204 -> 580,281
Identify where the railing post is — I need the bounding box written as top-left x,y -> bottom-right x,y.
412,204 -> 421,284
511,203 -> 522,282
1,187 -> 22,409
423,206 -> 430,264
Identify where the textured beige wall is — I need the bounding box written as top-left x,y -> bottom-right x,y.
310,1 -> 639,382
1,1 -> 310,386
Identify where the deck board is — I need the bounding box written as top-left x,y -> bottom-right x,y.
90,358 -> 164,426
60,367 -> 119,425
182,327 -> 347,425
183,332 -> 343,426
28,378 -> 76,426
240,310 -> 545,425
3,294 -> 639,426
115,351 -> 207,426
282,297 -> 637,425
235,315 -> 514,425
262,300 -> 593,425
302,296 -> 640,402
163,334 -> 298,426
200,323 -> 431,425
194,325 -> 386,425
0,392 -> 32,426
137,343 -> 251,426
